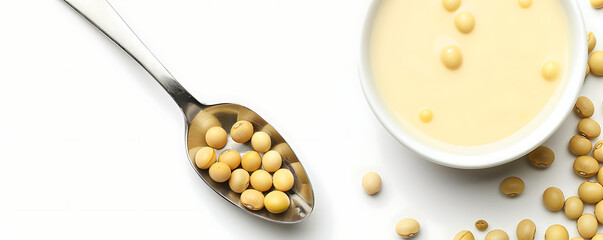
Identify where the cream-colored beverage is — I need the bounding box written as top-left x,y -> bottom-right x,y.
370,0 -> 569,146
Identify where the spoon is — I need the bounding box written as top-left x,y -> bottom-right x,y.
63,0 -> 314,223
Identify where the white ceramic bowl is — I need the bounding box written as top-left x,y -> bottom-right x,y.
360,0 -> 588,169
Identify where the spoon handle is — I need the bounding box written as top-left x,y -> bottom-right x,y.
63,0 -> 204,115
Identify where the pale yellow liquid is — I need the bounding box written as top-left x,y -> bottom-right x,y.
370,0 -> 569,146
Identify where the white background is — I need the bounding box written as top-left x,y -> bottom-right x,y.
0,0 -> 602,239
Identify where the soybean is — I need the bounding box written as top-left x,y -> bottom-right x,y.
595,200 -> 603,224
218,150 -> 241,170
230,120 -> 254,143
590,51 -> 603,76
516,219 -> 536,240
569,135 -> 592,156
593,141 -> 603,162
500,177 -> 525,197
250,169 -> 272,192
518,0 -> 532,8
273,169 -> 294,192
363,172 -> 382,195
577,213 -> 598,238
475,220 -> 488,231
419,108 -> 433,123
195,147 -> 216,169
528,146 -> 555,168
454,230 -> 475,240
485,229 -> 509,240
454,11 -> 475,34
592,0 -> 603,8
208,162 -> 231,183
588,32 -> 597,53
574,96 -> 594,118
441,45 -> 463,70
240,189 -> 264,210
241,151 -> 262,172
261,150 -> 282,172
545,225 -> 569,240
543,187 -> 565,211
205,126 -> 228,149
395,218 -> 420,238
578,181 -> 603,204
564,196 -> 584,220
442,0 -> 461,12
578,118 -> 601,139
541,60 -> 561,81
228,169 -> 250,193
264,190 -> 290,214
251,131 -> 271,153
573,156 -> 599,177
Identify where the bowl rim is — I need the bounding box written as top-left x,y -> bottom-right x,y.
359,0 -> 588,169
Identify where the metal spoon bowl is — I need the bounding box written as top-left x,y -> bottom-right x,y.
64,0 -> 314,223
